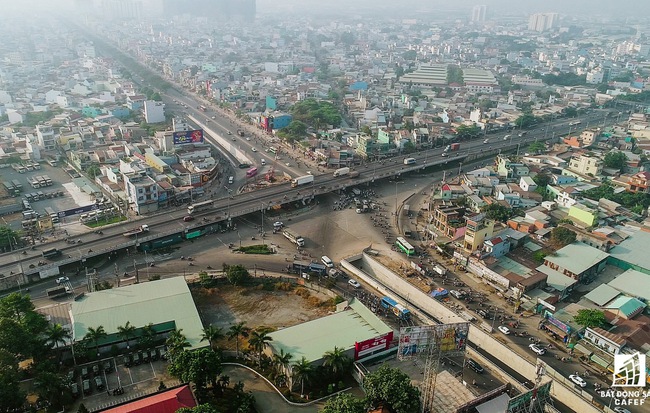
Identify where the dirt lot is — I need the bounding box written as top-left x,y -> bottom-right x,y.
193,283 -> 335,333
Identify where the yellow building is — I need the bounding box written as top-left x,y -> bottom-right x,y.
464,213 -> 494,252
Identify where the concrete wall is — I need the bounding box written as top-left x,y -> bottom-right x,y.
341,253 -> 602,413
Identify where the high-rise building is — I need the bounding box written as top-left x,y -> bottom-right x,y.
528,13 -> 559,32
471,5 -> 487,23
162,0 -> 255,20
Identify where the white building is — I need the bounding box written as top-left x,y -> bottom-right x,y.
36,125 -> 57,151
144,100 -> 165,124
528,13 -> 559,32
586,70 -> 604,84
124,173 -> 159,214
471,5 -> 487,22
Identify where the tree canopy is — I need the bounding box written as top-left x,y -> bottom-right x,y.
222,264 -> 250,286
455,124 -> 481,140
363,365 -> 421,413
582,182 -> 650,215
481,204 -> 514,222
603,151 -> 628,171
543,73 -> 586,87
573,309 -> 606,328
321,392 -> 366,413
0,226 -> 20,252
290,99 -> 342,130
276,120 -> 308,142
550,227 -> 576,248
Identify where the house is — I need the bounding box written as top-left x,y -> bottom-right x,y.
519,176 -> 537,192
432,203 -> 466,239
566,154 -> 603,177
568,203 -> 598,227
583,327 -> 626,355
627,171 -> 650,193
483,236 -> 510,258
542,243 -> 610,282
98,385 -> 196,413
603,296 -> 646,320
464,213 -> 495,252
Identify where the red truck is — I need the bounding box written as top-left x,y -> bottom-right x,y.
444,143 -> 460,152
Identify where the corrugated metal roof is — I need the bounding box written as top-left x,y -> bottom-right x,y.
268,299 -> 392,363
609,230 -> 650,273
604,296 -> 647,318
536,265 -> 577,292
608,269 -> 650,301
544,243 -> 610,275
70,277 -> 205,350
584,284 -> 621,306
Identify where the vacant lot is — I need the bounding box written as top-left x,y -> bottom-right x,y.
193,283 -> 334,333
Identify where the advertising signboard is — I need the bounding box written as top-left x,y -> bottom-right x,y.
173,129 -> 204,145
354,332 -> 394,360
57,204 -> 98,218
397,322 -> 469,360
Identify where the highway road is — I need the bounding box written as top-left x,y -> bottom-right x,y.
0,109 -> 616,280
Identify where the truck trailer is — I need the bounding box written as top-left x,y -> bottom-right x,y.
291,175 -> 314,187
333,167 -> 350,177
282,229 -> 305,247
122,224 -> 150,237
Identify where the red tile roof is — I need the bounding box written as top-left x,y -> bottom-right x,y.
100,385 -> 196,413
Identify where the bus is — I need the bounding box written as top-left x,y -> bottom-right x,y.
198,105 -> 207,112
403,157 -> 416,165
187,199 -> 214,215
45,207 -> 59,224
2,182 -> 18,196
268,147 -> 278,155
246,167 -> 258,178
380,296 -> 412,320
11,180 -> 23,191
395,237 -> 415,256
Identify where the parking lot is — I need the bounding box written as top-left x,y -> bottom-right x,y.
67,346 -> 175,411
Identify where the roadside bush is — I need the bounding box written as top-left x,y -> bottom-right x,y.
275,282 -> 293,291
307,296 -> 322,307
237,244 -> 273,254
295,288 -> 310,298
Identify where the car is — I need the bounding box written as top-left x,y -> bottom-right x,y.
503,134 -> 511,140
103,361 -> 113,373
56,276 -> 70,285
569,374 -> 587,388
483,139 -> 489,144
132,352 -> 141,365
529,343 -> 546,355
183,216 -> 194,222
94,376 -> 104,390
251,147 -> 257,152
246,137 -> 251,141
477,309 -> 490,319
81,366 -> 89,379
228,131 -> 232,135
348,279 -> 361,288
441,152 -> 448,157
238,163 -> 251,169
498,326 -> 511,335
466,359 -> 484,374
273,221 -> 284,229
211,116 -> 216,119
285,162 -> 291,166
449,289 -> 464,299
70,382 -> 79,398
82,379 -> 91,395
613,408 -> 632,413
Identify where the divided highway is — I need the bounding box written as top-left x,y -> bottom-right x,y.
0,110 -> 613,280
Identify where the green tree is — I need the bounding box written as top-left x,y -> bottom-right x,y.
515,113 -> 538,128
85,164 -> 101,180
138,322 -> 157,349
272,348 -> 293,377
603,151 -> 628,171
321,392 -> 366,413
322,346 -> 351,379
117,321 -> 136,349
455,124 -> 481,140
361,125 -> 373,136
402,141 -> 416,154
573,309 -> 606,328
84,326 -> 107,356
402,50 -> 417,61
363,365 -> 421,413
481,204 -> 513,222
532,173 -> 551,187
46,323 -> 71,349
0,349 -> 24,412
34,370 -> 70,409
223,264 -> 250,286
248,329 -> 273,367
550,227 -> 576,248
168,348 -> 222,394
0,226 -> 20,252
166,328 -> 190,359
291,356 -> 314,396
228,321 -> 250,358
177,404 -> 221,413
200,324 -> 224,351
528,141 -> 545,154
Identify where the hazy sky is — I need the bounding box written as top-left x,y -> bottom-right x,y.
0,0 -> 649,18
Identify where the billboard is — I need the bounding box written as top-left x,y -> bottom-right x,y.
354,331 -> 394,360
57,204 -> 98,218
173,129 -> 204,145
397,322 -> 469,360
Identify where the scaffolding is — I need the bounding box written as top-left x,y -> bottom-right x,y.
506,362 -> 554,413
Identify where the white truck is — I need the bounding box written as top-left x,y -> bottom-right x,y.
122,224 -> 150,237
282,229 -> 305,247
432,264 -> 447,276
333,167 -> 350,177
291,175 -> 314,188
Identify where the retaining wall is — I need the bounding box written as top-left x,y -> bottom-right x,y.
341,253 -> 602,413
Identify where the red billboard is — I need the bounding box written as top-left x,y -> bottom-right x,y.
354,331 -> 393,360
173,129 -> 204,145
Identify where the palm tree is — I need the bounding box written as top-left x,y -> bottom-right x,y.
200,325 -> 224,350
46,323 -> 71,349
227,322 -> 249,358
84,326 -> 107,356
322,346 -> 351,379
248,329 -> 272,367
292,357 -> 313,397
117,321 -> 136,349
166,328 -> 190,358
272,349 -> 293,376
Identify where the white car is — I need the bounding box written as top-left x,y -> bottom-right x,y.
285,162 -> 291,167
503,134 -> 511,140
246,137 -> 251,141
569,374 -> 587,388
251,148 -> 257,152
348,279 -> 361,288
56,276 -> 70,285
497,326 -> 511,335
613,407 -> 631,413
529,343 -> 546,355
273,221 -> 284,229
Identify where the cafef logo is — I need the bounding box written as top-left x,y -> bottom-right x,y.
613,352 -> 646,387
